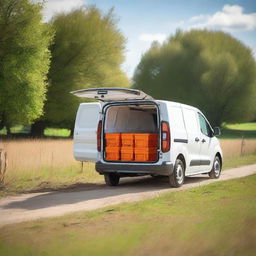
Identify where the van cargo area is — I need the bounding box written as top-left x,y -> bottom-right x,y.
103,104 -> 159,163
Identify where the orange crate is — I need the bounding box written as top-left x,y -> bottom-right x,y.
134,133 -> 158,148
121,147 -> 134,161
121,133 -> 134,147
105,133 -> 121,147
105,146 -> 120,161
135,147 -> 157,162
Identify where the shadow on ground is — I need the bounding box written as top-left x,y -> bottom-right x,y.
1,175 -> 209,211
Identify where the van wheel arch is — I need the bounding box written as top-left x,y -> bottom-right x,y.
209,154 -> 222,179
176,154 -> 186,172
215,152 -> 222,169
169,157 -> 185,187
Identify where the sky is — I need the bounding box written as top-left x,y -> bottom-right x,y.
38,0 -> 256,78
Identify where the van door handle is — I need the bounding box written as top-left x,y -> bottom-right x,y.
195,137 -> 199,142
202,139 -> 206,143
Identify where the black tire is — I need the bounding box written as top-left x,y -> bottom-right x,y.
209,156 -> 221,179
169,159 -> 185,188
104,173 -> 120,186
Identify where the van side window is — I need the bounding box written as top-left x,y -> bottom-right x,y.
198,113 -> 212,137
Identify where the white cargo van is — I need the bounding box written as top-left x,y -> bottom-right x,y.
72,88 -> 223,187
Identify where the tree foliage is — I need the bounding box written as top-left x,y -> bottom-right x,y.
42,7 -> 129,129
0,0 -> 52,130
133,30 -> 256,126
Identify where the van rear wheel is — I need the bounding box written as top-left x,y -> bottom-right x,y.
169,159 -> 185,188
104,173 -> 120,186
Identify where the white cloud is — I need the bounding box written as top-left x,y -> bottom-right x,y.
189,14 -> 209,23
34,0 -> 84,22
139,33 -> 167,43
190,5 -> 256,31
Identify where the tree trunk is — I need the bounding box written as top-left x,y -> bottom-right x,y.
6,125 -> 11,137
30,121 -> 46,137
69,127 -> 74,138
0,112 -> 6,130
0,149 -> 8,184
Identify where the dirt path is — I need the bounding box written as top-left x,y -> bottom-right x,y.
0,164 -> 256,227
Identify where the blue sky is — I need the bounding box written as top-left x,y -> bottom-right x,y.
40,0 -> 256,78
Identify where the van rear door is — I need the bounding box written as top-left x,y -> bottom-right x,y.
71,87 -> 153,101
73,102 -> 102,162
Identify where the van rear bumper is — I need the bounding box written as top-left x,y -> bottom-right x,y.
95,161 -> 174,176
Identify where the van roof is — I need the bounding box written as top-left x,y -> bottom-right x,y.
78,99 -> 200,113
156,100 -> 200,112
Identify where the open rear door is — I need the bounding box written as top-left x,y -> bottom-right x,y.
73,102 -> 102,162
71,87 -> 153,101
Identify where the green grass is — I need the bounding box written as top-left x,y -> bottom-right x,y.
223,154 -> 256,169
0,163 -> 103,197
0,175 -> 255,256
225,122 -> 256,131
0,126 -> 71,137
220,122 -> 256,139
0,125 -> 30,135
44,127 -> 71,137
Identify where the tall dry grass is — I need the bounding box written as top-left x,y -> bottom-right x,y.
0,138 -> 256,174
0,139 -> 77,174
220,139 -> 256,158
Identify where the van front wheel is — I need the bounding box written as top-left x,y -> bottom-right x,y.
209,156 -> 221,179
169,159 -> 185,188
104,173 -> 120,186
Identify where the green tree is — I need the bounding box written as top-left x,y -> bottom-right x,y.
0,0 -> 53,134
31,7 -> 129,135
133,30 -> 256,126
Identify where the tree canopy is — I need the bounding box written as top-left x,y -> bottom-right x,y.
41,7 -> 129,130
133,30 -> 256,126
0,0 -> 52,130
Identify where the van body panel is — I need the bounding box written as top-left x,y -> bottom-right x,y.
182,107 -> 202,173
96,161 -> 174,176
73,102 -> 102,162
197,111 -> 222,172
159,102 -> 189,169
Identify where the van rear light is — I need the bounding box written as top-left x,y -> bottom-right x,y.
97,120 -> 102,152
161,121 -> 170,152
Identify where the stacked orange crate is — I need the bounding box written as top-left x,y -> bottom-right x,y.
121,133 -> 134,161
134,134 -> 158,148
105,133 -> 121,161
134,133 -> 158,162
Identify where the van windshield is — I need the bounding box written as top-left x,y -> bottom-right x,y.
104,104 -> 158,133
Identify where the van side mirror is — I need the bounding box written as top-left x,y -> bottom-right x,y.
213,127 -> 221,137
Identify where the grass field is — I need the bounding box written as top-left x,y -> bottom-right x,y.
0,122 -> 255,197
0,163 -> 101,197
0,150 -> 255,197
0,174 -> 255,256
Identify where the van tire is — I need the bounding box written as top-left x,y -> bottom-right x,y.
209,156 -> 221,179
169,159 -> 185,188
104,173 -> 120,186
